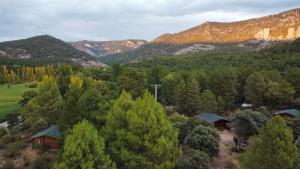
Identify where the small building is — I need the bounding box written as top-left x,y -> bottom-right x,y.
31,125 -> 62,149
274,109 -> 300,120
196,112 -> 231,130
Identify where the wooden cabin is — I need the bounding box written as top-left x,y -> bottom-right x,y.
274,109 -> 300,120
196,112 -> 231,130
31,125 -> 62,150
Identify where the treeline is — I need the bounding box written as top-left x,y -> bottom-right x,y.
0,65 -> 55,83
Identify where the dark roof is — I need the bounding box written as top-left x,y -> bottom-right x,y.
275,109 -> 300,117
196,112 -> 230,123
32,125 -> 62,139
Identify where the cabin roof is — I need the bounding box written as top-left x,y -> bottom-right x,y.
275,109 -> 300,117
32,125 -> 62,139
196,112 -> 230,123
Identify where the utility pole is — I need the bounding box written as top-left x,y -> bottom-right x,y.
151,84 -> 161,101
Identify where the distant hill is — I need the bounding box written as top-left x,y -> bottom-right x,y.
129,38 -> 300,71
70,40 -> 147,57
0,35 -> 104,66
153,8 -> 300,44
99,9 -> 300,65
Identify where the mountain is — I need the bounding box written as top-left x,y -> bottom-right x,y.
153,8 -> 300,44
0,35 -> 104,66
99,9 -> 300,65
70,40 -> 148,57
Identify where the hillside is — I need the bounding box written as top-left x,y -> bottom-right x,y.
99,9 -> 300,65
0,35 -> 104,66
70,40 -> 147,57
130,38 -> 300,71
154,8 -> 300,44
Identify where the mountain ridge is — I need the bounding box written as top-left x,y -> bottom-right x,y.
70,39 -> 148,57
0,35 -> 104,66
153,8 -> 300,44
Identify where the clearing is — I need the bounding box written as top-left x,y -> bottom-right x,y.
211,130 -> 240,169
0,83 -> 35,122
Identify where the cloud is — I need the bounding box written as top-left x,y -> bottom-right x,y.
0,0 -> 299,42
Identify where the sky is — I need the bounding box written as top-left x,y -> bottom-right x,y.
0,0 -> 299,42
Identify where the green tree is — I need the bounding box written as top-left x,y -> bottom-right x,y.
111,63 -> 122,82
54,120 -> 116,169
147,65 -> 165,85
175,150 -> 210,169
199,90 -> 217,113
105,91 -> 179,169
117,69 -> 147,98
161,73 -> 177,105
232,110 -> 267,141
177,78 -> 200,116
265,80 -> 295,107
216,96 -> 225,114
244,72 -> 267,106
23,76 -> 63,124
240,117 -> 298,169
208,68 -> 237,110
19,90 -> 38,107
185,125 -> 220,157
59,75 -> 84,131
78,87 -> 108,128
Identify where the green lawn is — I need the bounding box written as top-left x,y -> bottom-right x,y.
0,83 -> 36,122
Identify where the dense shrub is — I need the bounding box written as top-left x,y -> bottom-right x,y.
28,82 -> 38,88
0,127 -> 7,139
32,119 -> 48,132
175,150 -> 210,169
0,135 -> 16,145
287,118 -> 300,140
232,109 -> 268,141
168,112 -> 188,129
28,153 -> 54,169
185,125 -> 220,157
4,141 -> 26,158
179,117 -> 213,144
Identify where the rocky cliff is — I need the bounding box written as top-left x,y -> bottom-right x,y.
70,40 -> 148,57
153,8 -> 300,44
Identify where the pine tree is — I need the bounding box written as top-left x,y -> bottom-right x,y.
54,120 -> 116,169
105,91 -> 179,169
59,75 -> 84,131
240,116 -> 298,169
177,78 -> 200,116
244,72 -> 267,106
199,90 -> 217,113
23,75 -> 63,124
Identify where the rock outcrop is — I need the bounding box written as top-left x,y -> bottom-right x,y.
153,8 -> 300,44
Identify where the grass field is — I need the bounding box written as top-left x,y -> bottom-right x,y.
0,83 -> 36,122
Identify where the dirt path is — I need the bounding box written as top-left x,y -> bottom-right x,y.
211,130 -> 239,169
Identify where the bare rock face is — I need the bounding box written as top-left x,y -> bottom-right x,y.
173,44 -> 216,55
70,40 -> 148,57
153,8 -> 300,44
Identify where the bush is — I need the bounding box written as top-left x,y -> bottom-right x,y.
232,109 -> 268,141
32,119 -> 48,132
179,117 -> 213,144
0,161 -> 15,169
175,150 -> 210,169
4,142 -> 26,159
0,127 -> 7,139
28,153 -> 54,169
185,125 -> 220,157
28,82 -> 38,88
0,135 -> 16,145
168,112 -> 188,129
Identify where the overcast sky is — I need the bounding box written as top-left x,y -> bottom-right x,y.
0,0 -> 299,42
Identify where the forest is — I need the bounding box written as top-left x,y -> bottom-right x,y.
0,38 -> 300,169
